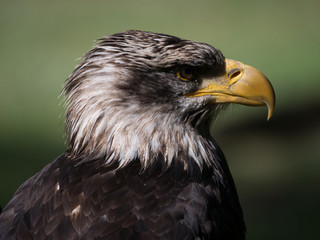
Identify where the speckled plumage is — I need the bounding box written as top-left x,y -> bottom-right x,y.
0,30 -> 246,240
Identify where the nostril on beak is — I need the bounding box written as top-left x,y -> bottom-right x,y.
228,68 -> 241,80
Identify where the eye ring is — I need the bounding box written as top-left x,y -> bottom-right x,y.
177,66 -> 196,81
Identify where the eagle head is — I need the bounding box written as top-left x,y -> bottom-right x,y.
63,30 -> 275,170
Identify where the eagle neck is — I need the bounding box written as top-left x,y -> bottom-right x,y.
66,102 -> 223,173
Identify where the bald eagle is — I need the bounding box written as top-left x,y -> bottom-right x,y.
0,30 -> 275,240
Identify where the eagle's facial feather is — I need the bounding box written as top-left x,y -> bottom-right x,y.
63,30 -> 227,170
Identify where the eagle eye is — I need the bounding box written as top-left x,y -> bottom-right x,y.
177,66 -> 196,81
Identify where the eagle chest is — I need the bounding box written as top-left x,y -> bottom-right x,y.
52,159 -> 218,239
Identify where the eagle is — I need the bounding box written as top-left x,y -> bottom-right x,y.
0,30 -> 275,240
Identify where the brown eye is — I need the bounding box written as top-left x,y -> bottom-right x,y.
177,66 -> 196,81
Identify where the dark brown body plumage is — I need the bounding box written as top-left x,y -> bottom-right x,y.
0,151 -> 244,239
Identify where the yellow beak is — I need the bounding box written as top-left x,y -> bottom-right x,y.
186,59 -> 275,120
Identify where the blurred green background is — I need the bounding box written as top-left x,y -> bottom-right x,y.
1,0 -> 319,239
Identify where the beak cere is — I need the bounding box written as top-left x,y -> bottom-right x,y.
186,59 -> 275,120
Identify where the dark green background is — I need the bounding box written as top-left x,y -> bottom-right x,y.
1,0 -> 319,239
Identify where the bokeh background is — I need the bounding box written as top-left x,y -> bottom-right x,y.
1,0 -> 319,239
